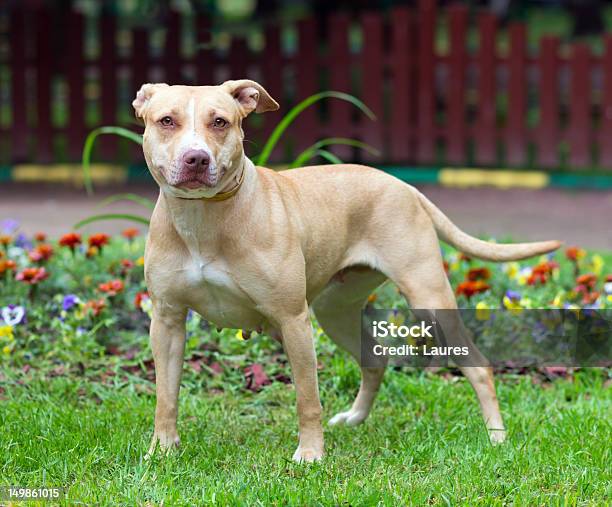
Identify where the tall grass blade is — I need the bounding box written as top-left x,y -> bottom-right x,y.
74,213 -> 150,229
82,127 -> 143,195
290,137 -> 380,168
96,193 -> 156,211
255,92 -> 375,167
314,149 -> 343,165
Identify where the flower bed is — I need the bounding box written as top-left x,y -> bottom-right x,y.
1,218 -> 611,382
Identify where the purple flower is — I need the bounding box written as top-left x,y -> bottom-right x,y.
1,305 -> 26,326
1,219 -> 19,234
14,233 -> 32,249
62,294 -> 80,311
505,290 -> 521,302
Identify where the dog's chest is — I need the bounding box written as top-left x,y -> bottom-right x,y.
179,255 -> 262,329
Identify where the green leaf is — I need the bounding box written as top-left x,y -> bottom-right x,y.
82,126 -> 143,195
314,149 -> 343,165
96,193 -> 156,211
74,213 -> 150,229
254,92 -> 376,167
290,137 -> 380,168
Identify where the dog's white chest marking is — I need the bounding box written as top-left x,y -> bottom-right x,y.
188,257 -> 235,290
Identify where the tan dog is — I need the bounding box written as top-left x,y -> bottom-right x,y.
133,80 -> 561,462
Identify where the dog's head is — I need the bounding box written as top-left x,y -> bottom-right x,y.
132,80 -> 278,199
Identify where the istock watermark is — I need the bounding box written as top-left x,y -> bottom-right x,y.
361,308 -> 612,367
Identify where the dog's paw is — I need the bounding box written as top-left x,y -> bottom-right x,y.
328,409 -> 367,427
145,433 -> 180,460
292,446 -> 324,463
488,428 -> 507,446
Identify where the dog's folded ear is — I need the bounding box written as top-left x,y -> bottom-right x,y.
132,83 -> 169,120
223,79 -> 279,116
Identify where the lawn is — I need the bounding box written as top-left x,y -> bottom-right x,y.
1,368 -> 610,505
0,225 -> 611,505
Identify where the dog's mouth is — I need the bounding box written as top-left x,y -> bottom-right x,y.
171,168 -> 219,189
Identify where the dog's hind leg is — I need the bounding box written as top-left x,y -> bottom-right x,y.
313,267 -> 388,427
381,230 -> 506,445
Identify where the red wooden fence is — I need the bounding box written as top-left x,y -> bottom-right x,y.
2,0 -> 612,170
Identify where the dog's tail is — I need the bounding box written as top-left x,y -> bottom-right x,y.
416,191 -> 562,262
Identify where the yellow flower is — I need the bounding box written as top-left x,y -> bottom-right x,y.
136,256 -> 145,266
0,326 -> 14,340
235,329 -> 244,340
475,301 -> 491,321
552,292 -> 564,307
388,312 -> 405,327
2,345 -> 11,355
450,261 -> 460,272
503,296 -> 523,315
589,254 -> 604,276
504,262 -> 520,279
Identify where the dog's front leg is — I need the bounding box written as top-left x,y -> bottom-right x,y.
147,302 -> 187,457
280,308 -> 324,463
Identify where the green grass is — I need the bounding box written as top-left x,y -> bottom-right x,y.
1,367 -> 609,505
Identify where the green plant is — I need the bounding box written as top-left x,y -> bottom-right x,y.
79,92 -> 377,228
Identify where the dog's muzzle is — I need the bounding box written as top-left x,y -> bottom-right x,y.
173,149 -> 218,188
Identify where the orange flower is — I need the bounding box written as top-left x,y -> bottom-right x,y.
134,291 -> 149,309
122,228 -> 139,240
442,261 -> 449,274
533,261 -> 558,275
88,233 -> 110,249
59,232 -> 82,250
606,274 -> 612,283
98,279 -> 125,296
0,235 -> 11,246
458,253 -> 472,262
85,298 -> 106,316
86,246 -> 99,258
582,291 -> 599,305
120,259 -> 134,269
28,243 -> 54,262
565,246 -> 585,261
456,280 -> 490,299
467,267 -> 491,281
34,232 -> 47,242
16,266 -> 49,284
0,259 -> 16,274
527,272 -> 547,286
576,273 -> 597,289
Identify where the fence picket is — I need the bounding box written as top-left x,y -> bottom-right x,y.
100,14 -> 118,160
361,12 -> 384,163
601,36 -> 612,168
446,4 -> 468,165
389,7 -> 414,162
475,12 -> 497,166
569,44 -> 591,168
67,11 -> 85,161
328,13 -> 352,160
506,23 -> 527,166
35,8 -> 53,163
9,7 -> 28,162
294,18 -> 318,154
416,0 -> 437,164
537,37 -> 560,168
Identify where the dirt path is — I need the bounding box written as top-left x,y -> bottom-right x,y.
1,182 -> 611,250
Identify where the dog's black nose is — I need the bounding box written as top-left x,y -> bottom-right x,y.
182,149 -> 210,170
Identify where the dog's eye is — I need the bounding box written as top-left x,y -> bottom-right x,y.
213,117 -> 228,129
159,116 -> 174,127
